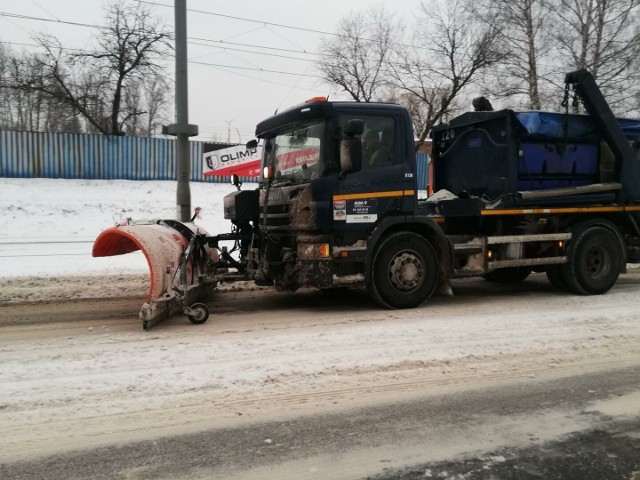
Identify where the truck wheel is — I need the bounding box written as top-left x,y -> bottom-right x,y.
561,226 -> 623,295
370,232 -> 438,309
482,267 -> 530,284
545,265 -> 569,291
187,303 -> 210,324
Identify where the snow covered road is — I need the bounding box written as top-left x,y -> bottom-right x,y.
1,178 -> 639,477
1,271 -> 639,468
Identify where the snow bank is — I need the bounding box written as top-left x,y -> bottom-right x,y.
0,178 -> 256,277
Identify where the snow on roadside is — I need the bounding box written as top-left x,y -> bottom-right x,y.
0,178 -> 255,277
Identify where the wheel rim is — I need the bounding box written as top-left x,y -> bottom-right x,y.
585,245 -> 610,279
388,250 -> 424,292
191,308 -> 206,321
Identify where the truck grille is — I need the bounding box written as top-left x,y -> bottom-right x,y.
260,202 -> 291,229
259,185 -> 314,231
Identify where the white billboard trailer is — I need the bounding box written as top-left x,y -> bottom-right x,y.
203,144 -> 262,177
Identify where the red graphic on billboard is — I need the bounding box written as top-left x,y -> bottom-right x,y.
276,148 -> 320,173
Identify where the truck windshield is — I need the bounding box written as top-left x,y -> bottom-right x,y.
262,119 -> 325,184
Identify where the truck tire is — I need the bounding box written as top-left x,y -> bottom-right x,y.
482,267 -> 530,284
369,232 -> 439,309
545,265 -> 569,291
561,226 -> 623,295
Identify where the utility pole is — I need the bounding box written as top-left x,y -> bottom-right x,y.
162,0 -> 198,221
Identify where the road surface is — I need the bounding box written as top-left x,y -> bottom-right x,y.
1,271 -> 639,479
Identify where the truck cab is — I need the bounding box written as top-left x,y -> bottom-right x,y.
225,97 -> 448,307
256,98 -> 417,228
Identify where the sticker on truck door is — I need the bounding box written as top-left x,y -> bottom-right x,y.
333,200 -> 346,221
346,199 -> 378,223
333,198 -> 378,223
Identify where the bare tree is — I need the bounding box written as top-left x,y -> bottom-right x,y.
318,5 -> 396,102
118,72 -> 169,136
0,44 -> 78,132
551,0 -> 640,113
383,89 -> 436,139
13,39 -> 109,133
13,1 -> 171,135
0,44 -> 12,128
474,0 -> 551,110
387,0 -> 507,147
142,73 -> 169,136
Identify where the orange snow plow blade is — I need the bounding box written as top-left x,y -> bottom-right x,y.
93,222 -> 216,329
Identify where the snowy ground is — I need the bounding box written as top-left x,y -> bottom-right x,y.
0,178 -> 251,278
1,178 -> 639,474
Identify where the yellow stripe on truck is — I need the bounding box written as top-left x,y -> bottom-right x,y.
480,205 -> 640,216
333,190 -> 415,201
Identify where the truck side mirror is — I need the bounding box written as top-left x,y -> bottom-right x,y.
340,138 -> 362,174
246,139 -> 258,149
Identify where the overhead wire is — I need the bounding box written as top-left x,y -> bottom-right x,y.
192,62 -> 320,93
135,0 -> 340,38
216,24 -> 266,44
187,36 -> 326,57
0,39 -> 323,93
4,5 -> 576,133
0,7 -> 331,139
188,60 -> 321,78
28,0 -> 61,22
135,0 -> 437,53
0,9 -> 327,58
0,12 -> 327,77
187,41 -> 315,62
0,11 -> 103,30
0,9 -> 404,69
1,5 -> 419,124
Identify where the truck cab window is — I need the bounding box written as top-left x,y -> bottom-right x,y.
262,119 -> 325,184
339,115 -> 395,170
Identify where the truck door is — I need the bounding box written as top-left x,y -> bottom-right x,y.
331,111 -> 414,230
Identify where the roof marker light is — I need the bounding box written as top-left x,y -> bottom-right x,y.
305,96 -> 327,104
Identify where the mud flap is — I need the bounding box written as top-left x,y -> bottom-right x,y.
92,222 -> 216,329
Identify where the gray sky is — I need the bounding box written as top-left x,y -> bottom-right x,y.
1,0 -> 421,142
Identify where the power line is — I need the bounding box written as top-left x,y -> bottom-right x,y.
0,4 -> 445,64
0,11 -> 326,62
2,11 -> 599,78
0,40 -> 87,53
1,37 -> 317,66
189,59 -> 321,78
135,0 -> 339,38
29,0 -> 61,22
191,62 -> 320,93
188,41 -> 316,62
2,38 -> 552,89
135,0 -> 433,53
0,39 -> 322,79
1,9 -> 324,57
0,11 -> 102,30
188,36 -> 324,57
0,9 -> 391,85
